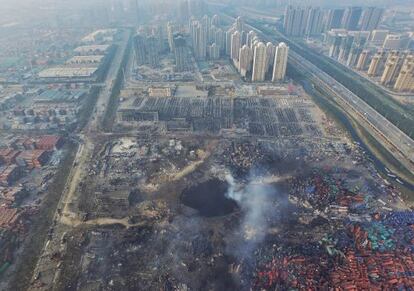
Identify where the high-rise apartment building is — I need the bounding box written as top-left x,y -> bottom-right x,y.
178,0 -> 189,23
272,42 -> 289,82
346,43 -> 362,67
239,45 -> 252,77
211,14 -> 220,26
134,34 -> 160,68
284,6 -> 306,36
188,0 -> 204,17
305,7 -> 323,37
383,34 -> 411,50
341,7 -> 362,30
173,35 -> 188,72
367,50 -> 386,76
167,22 -> 175,52
370,30 -> 389,45
241,30 -> 247,47
338,35 -> 355,64
226,28 -> 236,56
360,7 -> 383,31
394,55 -> 414,92
201,15 -> 210,41
252,42 -> 267,82
212,27 -> 225,54
328,35 -> 343,59
236,16 -> 244,32
208,43 -> 220,60
146,36 -> 160,67
380,55 -> 400,86
284,6 -> 325,37
231,31 -> 242,61
190,20 -> 207,60
246,31 -> 256,48
356,50 -> 370,70
326,9 -> 345,30
134,35 -> 147,66
265,42 -> 275,72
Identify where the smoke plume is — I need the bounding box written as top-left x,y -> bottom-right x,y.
225,171 -> 278,257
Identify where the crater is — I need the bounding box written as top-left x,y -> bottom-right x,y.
181,179 -> 238,217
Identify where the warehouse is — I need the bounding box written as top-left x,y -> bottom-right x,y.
38,67 -> 98,79
74,45 -> 110,55
35,136 -> 64,151
34,90 -> 86,103
66,55 -> 104,65
15,150 -> 51,169
0,165 -> 22,186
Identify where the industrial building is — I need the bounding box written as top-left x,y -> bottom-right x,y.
74,45 -> 110,55
66,55 -> 104,65
38,67 -> 99,79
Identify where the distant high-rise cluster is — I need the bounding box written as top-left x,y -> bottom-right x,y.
272,43 -> 289,82
173,35 -> 191,72
394,54 -> 414,92
341,7 -> 363,31
324,26 -> 414,92
365,50 -> 414,92
356,49 -> 414,92
284,6 -> 384,37
326,30 -> 370,66
284,6 -> 324,37
226,17 -> 289,82
166,22 -> 192,72
134,28 -> 164,68
189,14 -> 225,61
360,7 -> 384,31
134,24 -> 192,72
175,0 -> 206,23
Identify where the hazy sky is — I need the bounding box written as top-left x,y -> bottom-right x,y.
1,0 -> 413,16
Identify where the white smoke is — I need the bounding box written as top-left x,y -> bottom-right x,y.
225,173 -> 242,201
225,171 -> 277,244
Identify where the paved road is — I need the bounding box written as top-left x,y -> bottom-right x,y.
289,55 -> 414,171
88,30 -> 131,133
28,29 -> 132,291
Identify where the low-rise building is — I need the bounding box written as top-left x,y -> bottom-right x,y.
0,206 -> 20,229
148,87 -> 174,97
0,165 -> 22,186
74,45 -> 110,55
35,135 -> 64,151
0,187 -> 26,204
0,149 -> 20,164
16,150 -> 51,169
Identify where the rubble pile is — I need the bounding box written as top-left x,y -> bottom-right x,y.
290,173 -> 341,209
250,170 -> 414,290
223,142 -> 267,175
253,254 -> 331,289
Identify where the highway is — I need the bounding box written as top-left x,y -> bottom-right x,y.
221,13 -> 414,174
288,51 -> 414,167
88,29 -> 131,133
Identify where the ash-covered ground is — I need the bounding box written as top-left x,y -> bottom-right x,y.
30,87 -> 414,290
32,134 -> 414,290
